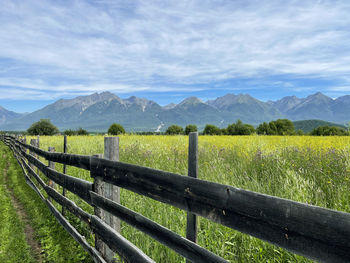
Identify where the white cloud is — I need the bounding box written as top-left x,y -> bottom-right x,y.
0,78 -> 204,100
328,86 -> 350,92
1,0 -> 350,98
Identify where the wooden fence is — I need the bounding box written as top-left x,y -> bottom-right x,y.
1,134 -> 350,263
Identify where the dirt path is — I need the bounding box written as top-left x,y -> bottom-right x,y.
3,159 -> 44,263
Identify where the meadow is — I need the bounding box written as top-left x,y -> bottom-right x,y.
26,135 -> 350,262
0,144 -> 35,263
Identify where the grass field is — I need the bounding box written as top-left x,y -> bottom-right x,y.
0,144 -> 36,263
0,142 -> 93,263
25,135 -> 350,262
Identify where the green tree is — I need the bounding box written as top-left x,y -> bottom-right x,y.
221,128 -> 228,135
108,123 -> 125,135
268,121 -> 278,135
203,124 -> 221,135
165,125 -> 184,135
184,124 -> 197,135
257,119 -> 295,135
227,120 -> 255,135
76,127 -> 88,135
27,119 -> 59,135
63,129 -> 76,136
256,122 -> 271,135
310,126 -> 348,136
296,129 -> 304,136
274,119 -> 295,135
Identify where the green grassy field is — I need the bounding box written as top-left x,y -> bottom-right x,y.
0,142 -> 93,263
25,135 -> 350,262
0,144 -> 36,263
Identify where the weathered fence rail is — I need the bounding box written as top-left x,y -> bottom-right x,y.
1,134 -> 350,263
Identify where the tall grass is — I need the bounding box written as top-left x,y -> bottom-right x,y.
0,144 -> 36,263
1,142 -> 93,263
28,135 -> 350,262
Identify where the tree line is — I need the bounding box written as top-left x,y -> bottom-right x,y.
164,119 -> 349,136
16,118 -> 350,136
25,119 -> 126,136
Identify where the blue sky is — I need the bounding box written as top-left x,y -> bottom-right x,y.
1,0 -> 350,112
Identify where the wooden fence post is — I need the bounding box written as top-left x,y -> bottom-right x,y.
29,139 -> 38,170
23,136 -> 27,155
48,147 -> 56,201
62,135 -> 67,216
103,137 -> 120,262
36,136 -> 40,175
186,132 -> 198,263
93,154 -> 105,257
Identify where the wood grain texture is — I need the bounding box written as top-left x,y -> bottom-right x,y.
90,215 -> 155,263
186,132 -> 198,252
90,156 -> 350,262
90,191 -> 228,263
46,200 -> 106,263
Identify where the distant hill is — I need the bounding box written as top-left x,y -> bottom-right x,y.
0,106 -> 24,126
207,94 -> 282,125
1,91 -> 350,132
293,120 -> 347,133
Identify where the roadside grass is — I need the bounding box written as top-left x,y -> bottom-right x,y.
1,142 -> 93,263
0,144 -> 36,263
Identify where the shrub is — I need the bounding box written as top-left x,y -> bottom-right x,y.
310,126 -> 348,136
63,129 -> 76,136
76,128 -> 88,135
257,119 -> 295,135
165,125 -> 183,135
227,120 -> 255,135
184,124 -> 197,135
203,124 -> 221,135
27,119 -> 59,135
296,129 -> 304,136
108,123 -> 125,135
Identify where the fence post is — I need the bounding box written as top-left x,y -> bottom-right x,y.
48,147 -> 56,201
103,137 -> 120,262
35,136 -> 40,175
62,135 -> 67,216
93,154 -> 105,257
23,136 -> 27,155
29,139 -> 38,170
186,132 -> 198,263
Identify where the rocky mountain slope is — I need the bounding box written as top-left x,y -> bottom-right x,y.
1,91 -> 349,131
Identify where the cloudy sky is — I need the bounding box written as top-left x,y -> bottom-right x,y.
1,0 -> 350,112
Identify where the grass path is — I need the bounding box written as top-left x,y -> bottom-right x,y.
2,157 -> 43,262
0,142 -> 93,263
0,153 -> 37,263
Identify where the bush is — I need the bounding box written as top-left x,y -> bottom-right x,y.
227,120 -> 255,135
63,128 -> 88,136
108,123 -> 125,135
63,129 -> 76,136
296,129 -> 304,135
184,124 -> 197,135
76,128 -> 88,135
203,124 -> 221,135
257,119 -> 295,135
310,126 -> 348,136
256,122 -> 272,135
221,128 -> 228,135
27,119 -> 59,136
165,125 -> 183,135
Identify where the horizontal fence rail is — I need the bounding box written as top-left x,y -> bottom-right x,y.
2,134 -> 350,263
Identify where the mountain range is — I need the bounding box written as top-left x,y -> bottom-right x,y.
0,91 -> 349,132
